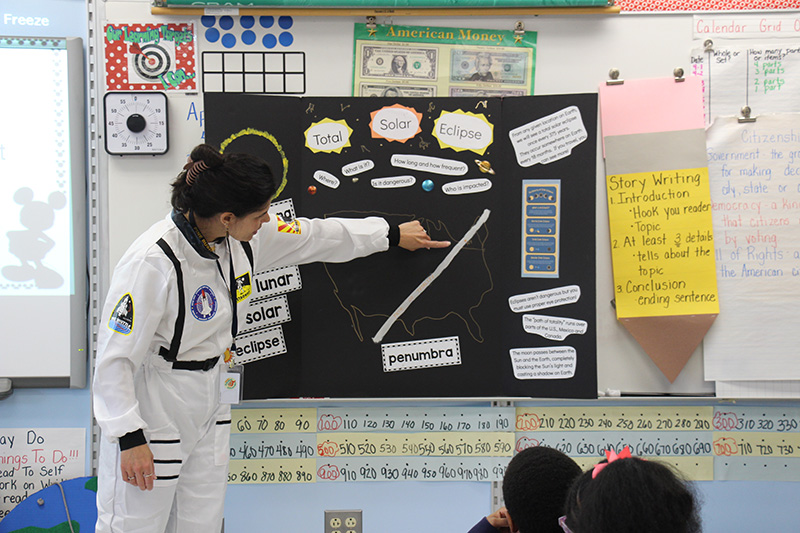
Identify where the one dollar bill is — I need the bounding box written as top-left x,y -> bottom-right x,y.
361,44 -> 438,81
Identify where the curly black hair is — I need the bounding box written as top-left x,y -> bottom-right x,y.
502,446 -> 582,533
564,457 -> 702,533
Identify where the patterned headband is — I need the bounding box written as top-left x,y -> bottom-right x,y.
185,159 -> 209,186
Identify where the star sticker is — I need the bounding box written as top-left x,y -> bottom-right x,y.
368,28 -> 377,36
514,34 -> 523,43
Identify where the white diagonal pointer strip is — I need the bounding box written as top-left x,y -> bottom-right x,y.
372,209 -> 491,344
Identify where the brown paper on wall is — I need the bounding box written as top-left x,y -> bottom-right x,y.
619,314 -> 717,383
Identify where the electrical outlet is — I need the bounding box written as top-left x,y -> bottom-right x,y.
325,509 -> 362,533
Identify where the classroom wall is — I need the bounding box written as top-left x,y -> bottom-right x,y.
0,0 -> 94,502
3,1 -> 800,531
99,5 -> 712,395
0,387 -> 94,476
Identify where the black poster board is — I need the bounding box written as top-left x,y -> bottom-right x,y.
205,92 -> 597,399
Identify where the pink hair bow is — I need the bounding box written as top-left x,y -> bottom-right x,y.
592,445 -> 632,479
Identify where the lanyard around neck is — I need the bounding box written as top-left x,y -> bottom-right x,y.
188,211 -> 217,253
188,212 -> 239,342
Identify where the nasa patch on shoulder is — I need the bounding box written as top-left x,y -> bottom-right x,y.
276,216 -> 301,235
191,285 -> 217,321
108,293 -> 134,334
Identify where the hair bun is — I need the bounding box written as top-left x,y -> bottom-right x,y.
186,160 -> 209,186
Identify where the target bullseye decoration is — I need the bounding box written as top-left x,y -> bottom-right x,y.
104,22 -> 197,92
129,42 -> 172,83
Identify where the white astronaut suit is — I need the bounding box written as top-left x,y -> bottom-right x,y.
93,210 -> 390,533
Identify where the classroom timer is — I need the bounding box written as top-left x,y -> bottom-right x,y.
103,91 -> 169,155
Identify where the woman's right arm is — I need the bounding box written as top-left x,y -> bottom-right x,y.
93,256 -> 170,444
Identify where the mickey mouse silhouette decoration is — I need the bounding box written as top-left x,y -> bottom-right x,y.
3,187 -> 66,289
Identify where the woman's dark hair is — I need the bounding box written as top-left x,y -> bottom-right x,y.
171,143 -> 278,218
564,457 -> 701,533
502,446 -> 581,533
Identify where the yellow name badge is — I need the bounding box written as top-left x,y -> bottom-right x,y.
607,167 -> 719,318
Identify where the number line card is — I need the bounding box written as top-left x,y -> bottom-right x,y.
225,404 -> 800,484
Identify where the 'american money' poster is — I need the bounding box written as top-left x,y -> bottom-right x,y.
353,23 -> 536,98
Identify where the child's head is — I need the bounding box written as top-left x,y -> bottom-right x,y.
563,453 -> 701,533
502,446 -> 582,533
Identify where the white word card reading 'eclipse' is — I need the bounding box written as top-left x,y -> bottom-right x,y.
233,326 -> 286,364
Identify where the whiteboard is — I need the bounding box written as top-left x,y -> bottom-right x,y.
0,36 -> 86,387
99,3 -> 722,396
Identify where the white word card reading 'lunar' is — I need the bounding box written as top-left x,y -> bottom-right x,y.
251,265 -> 302,302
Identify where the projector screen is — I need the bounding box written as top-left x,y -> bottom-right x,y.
0,36 -> 86,386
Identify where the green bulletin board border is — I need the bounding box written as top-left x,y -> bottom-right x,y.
354,22 -> 538,47
159,0 -> 608,7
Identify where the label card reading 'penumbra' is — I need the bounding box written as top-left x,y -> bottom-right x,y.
381,336 -> 461,372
